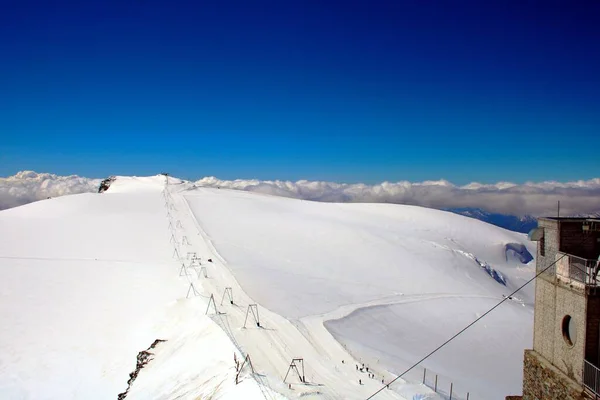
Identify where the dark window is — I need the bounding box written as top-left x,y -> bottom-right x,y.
540,236 -> 545,257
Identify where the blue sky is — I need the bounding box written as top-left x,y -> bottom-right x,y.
1,0 -> 599,184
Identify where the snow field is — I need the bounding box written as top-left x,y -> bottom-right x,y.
0,178 -> 182,398
0,176 -> 536,400
159,183 -> 417,399
0,177 -> 271,399
181,186 -> 536,399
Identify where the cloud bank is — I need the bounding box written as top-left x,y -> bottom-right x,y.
0,171 -> 102,210
194,176 -> 600,217
1,171 -> 598,217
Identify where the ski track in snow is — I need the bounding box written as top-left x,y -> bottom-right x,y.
178,186 -> 535,400
173,187 -> 419,400
175,184 -> 524,400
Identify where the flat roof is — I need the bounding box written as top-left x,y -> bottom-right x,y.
538,217 -> 600,222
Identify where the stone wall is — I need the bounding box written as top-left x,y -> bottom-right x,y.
553,281 -> 586,384
534,219 -> 560,358
537,218 -> 560,275
532,278 -> 587,383
534,276 -> 556,362
523,350 -> 587,400
534,218 -> 589,384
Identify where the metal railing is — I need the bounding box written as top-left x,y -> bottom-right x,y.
556,253 -> 600,287
421,367 -> 472,399
584,360 -> 600,397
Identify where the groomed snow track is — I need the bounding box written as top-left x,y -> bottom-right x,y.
164,180 -> 424,400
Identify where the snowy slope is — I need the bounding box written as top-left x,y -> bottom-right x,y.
0,176 -> 275,400
1,176 -> 535,400
182,188 -> 536,317
183,187 -> 536,399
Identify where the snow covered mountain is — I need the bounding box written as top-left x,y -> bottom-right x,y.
0,175 -> 536,400
3,171 -> 600,232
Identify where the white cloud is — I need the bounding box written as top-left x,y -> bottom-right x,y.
0,171 -> 102,210
194,176 -> 600,217
2,171 -> 599,217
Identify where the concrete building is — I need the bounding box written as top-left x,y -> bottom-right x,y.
514,217 -> 600,400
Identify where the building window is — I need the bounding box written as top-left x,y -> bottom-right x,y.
540,236 -> 545,257
562,315 -> 576,346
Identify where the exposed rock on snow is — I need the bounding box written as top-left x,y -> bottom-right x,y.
99,176 -> 116,193
118,339 -> 166,400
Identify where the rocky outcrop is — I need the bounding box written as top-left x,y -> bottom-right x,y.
98,176 -> 116,193
117,339 -> 166,400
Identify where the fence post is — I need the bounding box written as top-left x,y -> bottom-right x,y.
449,382 -> 453,400
594,362 -> 598,396
591,361 -> 595,393
423,368 -> 426,384
434,375 -> 437,392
